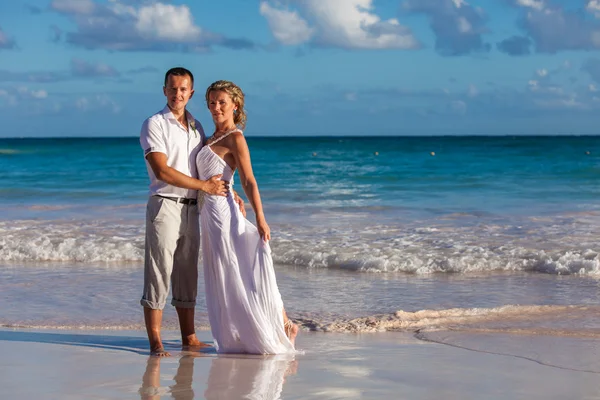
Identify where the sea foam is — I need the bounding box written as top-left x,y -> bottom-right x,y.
2,216 -> 600,276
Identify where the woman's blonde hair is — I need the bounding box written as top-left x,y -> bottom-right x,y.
205,80 -> 247,129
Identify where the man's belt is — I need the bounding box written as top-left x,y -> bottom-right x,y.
155,195 -> 197,205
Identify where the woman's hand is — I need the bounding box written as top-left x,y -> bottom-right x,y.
257,218 -> 271,241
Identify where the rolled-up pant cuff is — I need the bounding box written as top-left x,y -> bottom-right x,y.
171,299 -> 196,308
140,299 -> 165,310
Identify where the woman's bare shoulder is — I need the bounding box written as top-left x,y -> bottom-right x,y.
230,130 -> 247,145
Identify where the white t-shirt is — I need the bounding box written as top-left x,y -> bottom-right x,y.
140,105 -> 206,199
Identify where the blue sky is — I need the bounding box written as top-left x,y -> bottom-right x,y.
0,0 -> 600,137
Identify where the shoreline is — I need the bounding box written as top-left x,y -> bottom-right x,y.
1,328 -> 599,399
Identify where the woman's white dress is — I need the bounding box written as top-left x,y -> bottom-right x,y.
196,130 -> 295,354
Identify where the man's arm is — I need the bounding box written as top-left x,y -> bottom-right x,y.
146,152 -> 228,196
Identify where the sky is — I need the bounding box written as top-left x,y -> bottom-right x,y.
0,0 -> 600,137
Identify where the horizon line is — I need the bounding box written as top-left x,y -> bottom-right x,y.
2,134 -> 600,140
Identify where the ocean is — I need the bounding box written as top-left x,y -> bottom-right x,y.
1,136 -> 600,340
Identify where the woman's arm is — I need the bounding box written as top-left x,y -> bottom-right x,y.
230,132 -> 270,240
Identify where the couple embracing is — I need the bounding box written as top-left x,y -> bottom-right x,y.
140,67 -> 299,356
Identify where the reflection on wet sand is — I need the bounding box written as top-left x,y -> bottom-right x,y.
139,353 -> 298,400
204,354 -> 298,400
139,355 -> 195,399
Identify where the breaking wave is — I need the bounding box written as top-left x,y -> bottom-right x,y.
1,218 -> 600,276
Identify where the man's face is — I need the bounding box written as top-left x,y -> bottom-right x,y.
163,74 -> 194,113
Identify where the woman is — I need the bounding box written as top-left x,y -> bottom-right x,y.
196,80 -> 299,354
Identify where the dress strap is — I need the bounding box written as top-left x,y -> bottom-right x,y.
208,128 -> 242,146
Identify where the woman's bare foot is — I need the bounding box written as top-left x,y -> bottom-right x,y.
282,359 -> 298,383
284,320 -> 299,347
285,360 -> 299,377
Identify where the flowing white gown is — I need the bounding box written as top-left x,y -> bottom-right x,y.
196,129 -> 295,354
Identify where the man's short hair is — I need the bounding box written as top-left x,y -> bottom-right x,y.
164,67 -> 194,87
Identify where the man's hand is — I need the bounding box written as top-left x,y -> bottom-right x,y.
203,174 -> 229,196
233,191 -> 247,217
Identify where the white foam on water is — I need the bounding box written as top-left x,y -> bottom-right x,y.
300,305 -> 600,334
271,222 -> 600,275
2,215 -> 600,276
0,220 -> 144,263
8,305 -> 598,338
0,148 -> 20,155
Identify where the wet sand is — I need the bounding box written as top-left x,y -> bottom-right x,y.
1,328 -> 599,399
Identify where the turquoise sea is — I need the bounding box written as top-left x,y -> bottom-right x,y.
1,136 -> 600,339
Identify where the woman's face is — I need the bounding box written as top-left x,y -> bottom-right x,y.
208,90 -> 237,127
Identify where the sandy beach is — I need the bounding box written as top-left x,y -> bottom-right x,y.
1,327 -> 599,399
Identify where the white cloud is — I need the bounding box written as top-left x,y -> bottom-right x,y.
527,63 -> 569,94
75,94 -> 120,113
71,58 -> 120,78
404,0 -> 490,56
504,3 -> 600,54
260,0 -> 419,50
259,2 -> 314,45
515,0 -> 545,10
50,0 -> 252,51
457,17 -> 472,34
0,86 -> 125,115
0,86 -> 48,108
307,0 -> 419,49
31,90 -> 48,99
528,80 -> 539,90
535,94 -> 586,110
135,3 -> 201,41
18,87 -> 49,98
587,1 -> 600,18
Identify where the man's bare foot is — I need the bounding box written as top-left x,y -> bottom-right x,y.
182,334 -> 211,350
284,320 -> 299,347
150,347 -> 171,357
182,343 -> 212,351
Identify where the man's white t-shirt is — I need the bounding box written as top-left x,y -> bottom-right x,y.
140,105 -> 206,199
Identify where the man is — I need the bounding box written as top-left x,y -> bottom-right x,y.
140,67 -> 241,356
